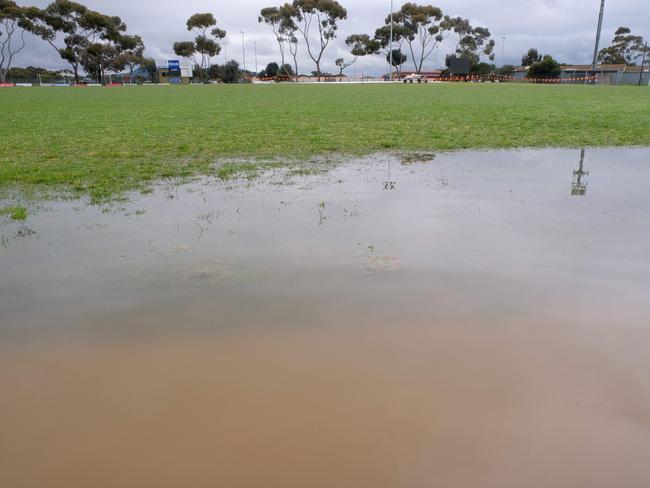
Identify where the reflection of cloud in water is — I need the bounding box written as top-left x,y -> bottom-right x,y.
180,262 -> 236,284
364,254 -> 401,274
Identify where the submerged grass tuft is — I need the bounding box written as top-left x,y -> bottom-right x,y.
216,161 -> 285,181
0,205 -> 28,221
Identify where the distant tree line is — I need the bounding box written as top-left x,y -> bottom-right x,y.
3,64 -> 68,82
2,0 -> 648,84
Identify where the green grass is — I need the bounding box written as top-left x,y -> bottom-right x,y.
0,205 -> 27,221
1,83 -> 649,201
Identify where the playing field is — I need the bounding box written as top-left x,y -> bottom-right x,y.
1,83 -> 649,201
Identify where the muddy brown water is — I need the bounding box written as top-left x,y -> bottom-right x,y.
1,148 -> 650,487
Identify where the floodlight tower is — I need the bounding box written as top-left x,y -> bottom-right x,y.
591,0 -> 606,72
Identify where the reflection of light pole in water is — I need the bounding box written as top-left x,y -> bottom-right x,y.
571,148 -> 589,196
383,159 -> 396,190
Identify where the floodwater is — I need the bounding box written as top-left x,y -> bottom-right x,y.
1,148 -> 650,488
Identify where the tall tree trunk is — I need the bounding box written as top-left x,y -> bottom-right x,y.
289,41 -> 298,82
407,41 -> 418,72
277,37 -> 285,70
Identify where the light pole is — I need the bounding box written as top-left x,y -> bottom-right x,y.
223,38 -> 228,63
639,42 -> 648,86
254,41 -> 258,74
591,0 -> 606,72
389,0 -> 393,81
241,31 -> 246,74
501,36 -> 506,66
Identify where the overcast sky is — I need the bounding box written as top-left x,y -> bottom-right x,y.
13,0 -> 650,75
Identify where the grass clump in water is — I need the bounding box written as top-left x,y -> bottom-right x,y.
216,161 -> 285,181
0,205 -> 27,221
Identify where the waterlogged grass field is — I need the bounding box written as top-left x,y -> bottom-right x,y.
1,83 -> 649,201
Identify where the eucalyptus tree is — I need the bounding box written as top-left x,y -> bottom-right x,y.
78,18 -> 138,82
345,22 -> 409,76
345,33 -> 380,58
521,48 -> 542,66
391,3 -> 444,73
334,57 -> 355,76
387,49 -> 407,77
286,0 -> 347,79
259,7 -> 287,70
279,3 -> 300,79
113,34 -> 145,82
441,16 -> 495,66
598,27 -> 647,65
527,55 -> 561,79
0,0 -> 32,82
25,0 -> 127,83
174,13 -> 226,82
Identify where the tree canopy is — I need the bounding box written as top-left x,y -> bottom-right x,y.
174,12 -> 226,82
521,48 -> 542,66
335,56 -> 355,75
598,27 -> 647,65
442,16 -> 495,66
348,4 -> 494,76
208,59 -> 240,83
259,7 -> 287,68
284,0 -> 347,78
25,0 -> 138,83
527,55 -> 561,79
391,3 -> 444,73
387,48 -> 407,76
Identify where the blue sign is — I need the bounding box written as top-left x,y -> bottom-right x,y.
168,60 -> 180,71
170,78 -> 181,84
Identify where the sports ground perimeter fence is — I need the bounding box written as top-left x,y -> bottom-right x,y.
2,73 -> 649,87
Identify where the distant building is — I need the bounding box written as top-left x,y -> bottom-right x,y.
383,70 -> 443,81
513,64 -> 649,85
294,74 -> 348,82
154,60 -> 193,84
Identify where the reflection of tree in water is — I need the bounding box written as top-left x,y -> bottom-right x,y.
571,148 -> 589,196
